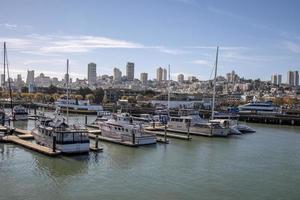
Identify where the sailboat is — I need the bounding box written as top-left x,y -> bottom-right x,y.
209,47 -> 255,134
167,48 -> 230,136
32,59 -> 90,154
2,42 -> 28,121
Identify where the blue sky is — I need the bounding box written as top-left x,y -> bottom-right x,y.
0,0 -> 300,81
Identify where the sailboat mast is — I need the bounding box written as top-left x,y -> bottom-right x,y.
167,64 -> 171,116
66,59 -> 69,124
211,46 -> 219,120
3,42 -> 5,87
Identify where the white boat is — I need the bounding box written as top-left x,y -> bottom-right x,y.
32,59 -> 90,154
238,101 -> 278,114
99,113 -> 157,145
12,105 -> 28,120
90,111 -> 113,126
32,115 -> 90,154
210,113 -> 255,134
55,98 -> 103,112
167,115 -> 229,137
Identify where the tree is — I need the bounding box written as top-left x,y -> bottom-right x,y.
86,93 -> 95,103
78,87 -> 93,98
21,86 -> 28,93
94,88 -> 104,104
46,84 -> 58,94
34,93 -> 44,102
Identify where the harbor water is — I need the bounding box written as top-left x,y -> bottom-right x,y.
1,114 -> 300,200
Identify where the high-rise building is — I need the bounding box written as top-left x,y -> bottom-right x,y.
87,63 -> 97,85
126,62 -> 134,81
156,67 -> 163,82
271,74 -> 278,85
277,74 -> 282,85
140,73 -> 148,84
294,71 -> 299,86
177,74 -> 184,83
26,70 -> 35,85
163,68 -> 167,81
287,71 -> 294,85
113,68 -> 122,82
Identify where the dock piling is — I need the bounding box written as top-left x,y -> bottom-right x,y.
52,136 -> 56,152
85,115 -> 88,125
164,125 -> 167,143
95,134 -> 99,149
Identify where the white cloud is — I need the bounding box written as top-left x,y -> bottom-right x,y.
190,59 -> 213,67
156,46 -> 187,55
0,23 -> 33,31
282,41 -> 300,54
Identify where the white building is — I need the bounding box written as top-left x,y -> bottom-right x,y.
26,70 -> 35,85
177,74 -> 184,83
140,72 -> 148,84
163,68 -> 167,81
87,63 -> 97,85
113,68 -> 122,82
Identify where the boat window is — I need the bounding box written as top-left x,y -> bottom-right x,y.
125,129 -> 128,132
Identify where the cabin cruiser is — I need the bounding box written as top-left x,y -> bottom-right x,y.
238,101 -> 278,114
99,113 -> 157,145
32,114 -> 90,154
12,105 -> 28,120
210,112 -> 255,134
167,109 -> 230,137
90,111 -> 112,126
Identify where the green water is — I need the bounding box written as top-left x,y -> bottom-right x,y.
1,115 -> 300,200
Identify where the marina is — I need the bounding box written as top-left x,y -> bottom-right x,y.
1,116 -> 300,200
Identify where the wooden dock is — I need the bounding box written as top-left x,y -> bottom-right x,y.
145,128 -> 191,140
1,135 -> 61,156
89,133 -> 139,147
239,114 -> 300,126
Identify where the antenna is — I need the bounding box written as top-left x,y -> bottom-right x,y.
211,46 -> 219,120
66,59 -> 69,124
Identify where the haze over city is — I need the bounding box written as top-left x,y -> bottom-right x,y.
1,0 -> 300,80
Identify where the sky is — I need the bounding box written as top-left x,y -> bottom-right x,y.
0,0 -> 300,81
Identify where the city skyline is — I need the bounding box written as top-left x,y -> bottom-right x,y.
1,0 -> 300,80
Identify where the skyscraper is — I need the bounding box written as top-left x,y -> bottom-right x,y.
277,74 -> 282,85
294,71 -> 299,86
271,74 -> 278,85
26,70 -> 35,85
163,68 -> 167,81
113,68 -> 122,82
88,63 -> 97,85
287,71 -> 294,85
140,73 -> 148,84
177,74 -> 184,83
126,62 -> 134,81
156,67 -> 163,82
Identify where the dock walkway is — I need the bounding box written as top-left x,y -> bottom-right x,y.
1,135 -> 60,156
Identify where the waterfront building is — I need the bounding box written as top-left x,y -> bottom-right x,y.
277,74 -> 282,85
35,73 -> 51,87
26,70 -> 35,85
126,62 -> 134,81
113,68 -> 122,82
156,67 -> 163,82
140,72 -> 148,84
178,74 -> 184,83
88,63 -> 97,85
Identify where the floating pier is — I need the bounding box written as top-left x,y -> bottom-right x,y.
239,114 -> 300,126
145,128 -> 191,140
1,135 -> 61,156
89,133 -> 139,147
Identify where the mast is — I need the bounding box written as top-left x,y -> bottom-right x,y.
3,42 -> 5,87
211,46 -> 219,120
66,59 -> 69,124
167,64 -> 171,116
4,42 -> 13,115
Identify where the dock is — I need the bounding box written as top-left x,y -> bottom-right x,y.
89,133 -> 139,147
1,135 -> 61,156
145,127 -> 191,140
239,114 -> 300,126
